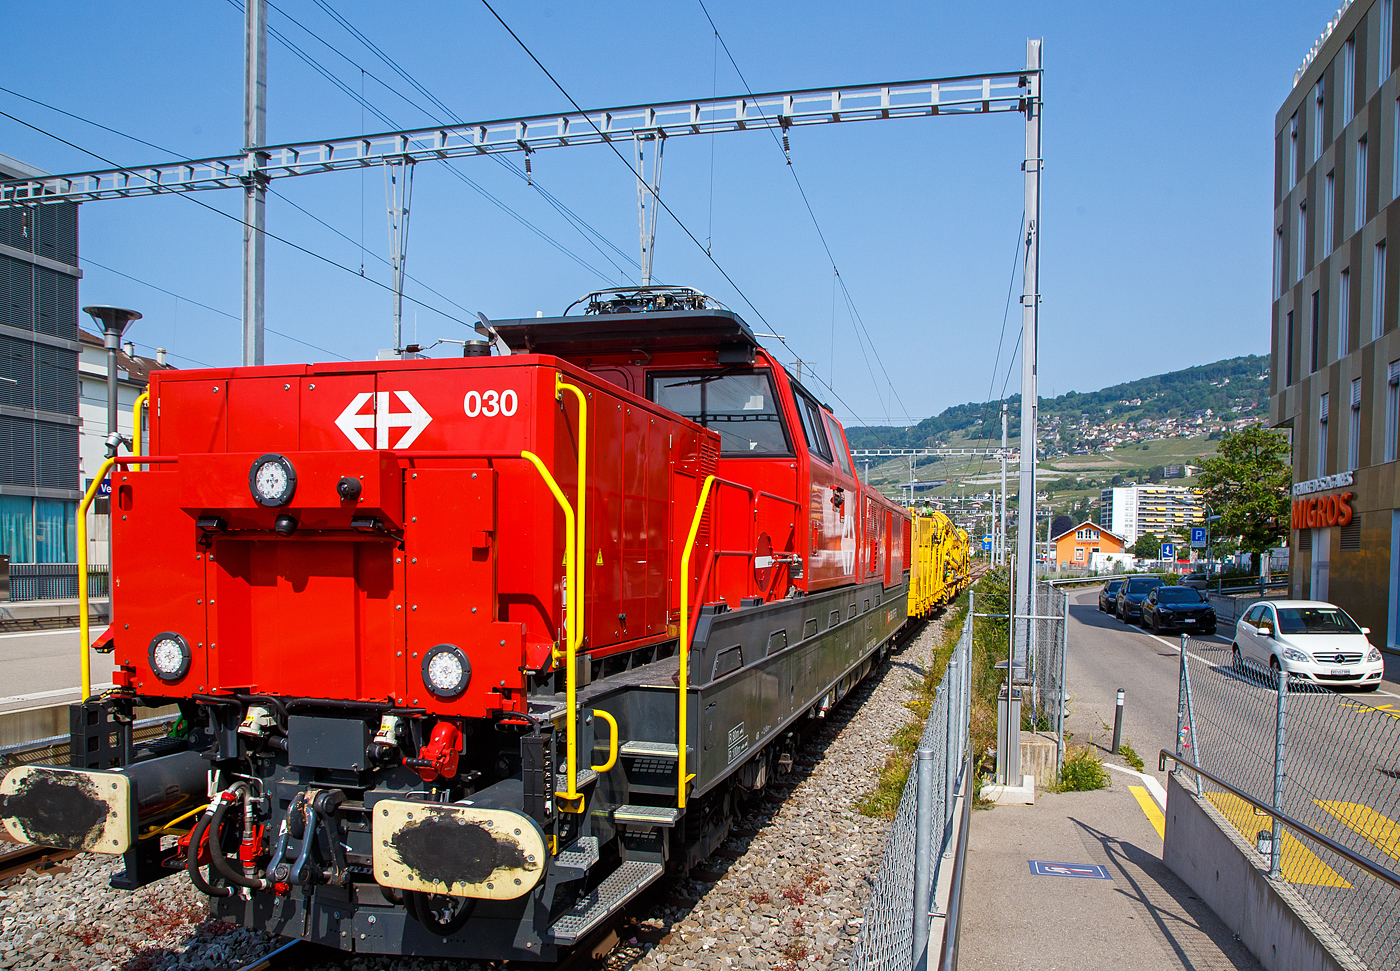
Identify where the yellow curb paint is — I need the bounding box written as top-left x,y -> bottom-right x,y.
1205,792 -> 1350,888
1130,785 -> 1165,840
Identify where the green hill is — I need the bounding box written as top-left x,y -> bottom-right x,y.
844,354 -> 1270,449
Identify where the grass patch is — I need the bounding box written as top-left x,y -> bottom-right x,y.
1053,746 -> 1109,792
856,599 -> 967,818
1118,739 -> 1145,772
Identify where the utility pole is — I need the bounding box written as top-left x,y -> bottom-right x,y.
242,0 -> 267,366
1014,39 -> 1043,669
1000,402 -> 1009,567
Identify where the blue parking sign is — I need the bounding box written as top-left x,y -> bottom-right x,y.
1160,542 -> 1174,560
1190,527 -> 1207,548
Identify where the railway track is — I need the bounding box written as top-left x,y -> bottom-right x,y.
0,836 -> 77,883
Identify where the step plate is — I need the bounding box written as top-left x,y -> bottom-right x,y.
547,860 -> 666,945
555,836 -> 599,872
613,804 -> 681,826
619,741 -> 679,759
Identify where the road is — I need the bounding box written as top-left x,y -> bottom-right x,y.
1064,585 -> 1400,971
0,627 -> 113,713
1062,586 -> 1400,787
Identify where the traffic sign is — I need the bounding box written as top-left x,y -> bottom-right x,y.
982,534 -> 993,552
1159,542 -> 1174,561
85,478 -> 112,497
1190,527 -> 1208,549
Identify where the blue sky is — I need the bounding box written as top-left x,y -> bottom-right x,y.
1,1 -> 1334,429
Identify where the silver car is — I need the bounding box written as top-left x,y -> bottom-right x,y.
1232,600 -> 1384,691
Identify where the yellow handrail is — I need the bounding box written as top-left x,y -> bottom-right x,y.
554,373 -> 587,636
131,390 -> 149,472
590,710 -> 618,773
79,455 -> 117,702
519,450 -> 583,813
677,474 -> 718,809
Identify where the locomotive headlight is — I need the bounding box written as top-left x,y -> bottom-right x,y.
248,453 -> 297,507
148,632 -> 191,682
422,643 -> 471,699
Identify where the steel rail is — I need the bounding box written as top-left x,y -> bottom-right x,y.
1158,750 -> 1400,892
937,744 -> 974,971
0,73 -> 1033,206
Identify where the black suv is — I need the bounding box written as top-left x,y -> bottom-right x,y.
1116,576 -> 1165,623
1098,579 -> 1124,612
1140,585 -> 1217,634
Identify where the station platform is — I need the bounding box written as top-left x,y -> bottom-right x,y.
958,775 -> 1262,970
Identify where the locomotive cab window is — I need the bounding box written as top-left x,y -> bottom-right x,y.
790,383 -> 833,463
649,370 -> 792,456
823,411 -> 854,475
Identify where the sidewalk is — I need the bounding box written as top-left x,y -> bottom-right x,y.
958,779 -> 1261,970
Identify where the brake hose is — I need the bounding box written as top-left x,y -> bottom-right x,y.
206,789 -> 268,891
185,815 -> 232,898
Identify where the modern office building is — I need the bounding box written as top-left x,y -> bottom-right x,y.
1098,483 -> 1204,544
0,153 -> 82,564
1273,0 -> 1400,648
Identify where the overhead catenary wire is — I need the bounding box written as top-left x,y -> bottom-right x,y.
0,107 -> 482,333
695,0 -> 911,426
261,0 -> 640,281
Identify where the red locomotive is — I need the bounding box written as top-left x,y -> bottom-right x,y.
0,288 -> 913,959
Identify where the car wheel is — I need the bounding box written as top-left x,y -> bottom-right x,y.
1269,655 -> 1281,687
1232,645 -> 1243,671
1151,612 -> 1161,634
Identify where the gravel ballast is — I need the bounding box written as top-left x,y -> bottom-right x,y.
1,617 -> 947,971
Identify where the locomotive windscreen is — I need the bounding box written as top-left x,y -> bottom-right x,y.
649,370 -> 792,456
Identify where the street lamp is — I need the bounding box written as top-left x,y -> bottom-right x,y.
82,306 -> 142,456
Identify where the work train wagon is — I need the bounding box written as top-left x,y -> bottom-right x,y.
0,289 -> 962,960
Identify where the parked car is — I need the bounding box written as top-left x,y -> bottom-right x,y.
1140,585 -> 1217,634
1116,576 -> 1165,623
1098,579 -> 1124,612
1233,600 -> 1384,691
1181,571 -> 1211,591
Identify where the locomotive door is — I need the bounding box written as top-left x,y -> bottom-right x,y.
787,381 -> 859,591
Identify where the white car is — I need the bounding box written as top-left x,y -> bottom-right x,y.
1232,600 -> 1384,691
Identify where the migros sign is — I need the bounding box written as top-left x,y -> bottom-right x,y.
1291,492 -> 1353,530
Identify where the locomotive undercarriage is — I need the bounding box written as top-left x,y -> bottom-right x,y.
5,576 -> 907,959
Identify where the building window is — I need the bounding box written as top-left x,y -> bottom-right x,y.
1384,0 -> 1395,81
1319,392 -> 1330,476
0,496 -> 32,564
1357,136 -> 1369,233
1075,548 -> 1084,562
1345,36 -> 1356,121
1315,77 -> 1326,161
1339,267 -> 1352,358
1300,201 -> 1310,279
1325,170 -> 1336,255
1311,289 -> 1321,373
1350,378 -> 1363,471
1388,360 -> 1400,462
1275,226 -> 1285,296
1287,310 -> 1296,386
1395,100 -> 1400,200
1290,113 -> 1299,188
1376,240 -> 1388,341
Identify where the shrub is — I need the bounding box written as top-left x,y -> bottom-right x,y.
1056,746 -> 1108,791
1118,739 -> 1145,772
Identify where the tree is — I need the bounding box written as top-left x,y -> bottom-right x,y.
1132,531 -> 1161,560
1196,424 -> 1291,572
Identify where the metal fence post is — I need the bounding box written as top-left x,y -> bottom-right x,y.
1272,668 -> 1288,879
912,747 -> 936,970
1057,590 -> 1067,774
1178,633 -> 1202,796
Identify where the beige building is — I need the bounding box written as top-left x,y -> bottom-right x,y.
1273,0 -> 1399,648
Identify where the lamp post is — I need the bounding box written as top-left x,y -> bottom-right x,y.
82,306 -> 142,456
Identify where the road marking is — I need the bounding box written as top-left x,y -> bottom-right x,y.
1102,763 -> 1167,810
1028,860 -> 1112,880
1314,801 -> 1400,860
1130,785 -> 1166,839
1205,791 -> 1350,887
0,628 -> 90,640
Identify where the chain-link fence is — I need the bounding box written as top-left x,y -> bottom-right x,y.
1026,584 -> 1067,748
1177,637 -> 1400,970
849,608 -> 973,971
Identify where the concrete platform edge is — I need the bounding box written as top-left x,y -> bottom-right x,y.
1162,772 -> 1368,971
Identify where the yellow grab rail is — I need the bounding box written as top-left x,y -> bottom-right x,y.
131,390 -> 149,471
677,474 -> 719,808
590,709 -> 619,773
520,449 -> 583,813
78,455 -> 117,702
554,373 -> 587,633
